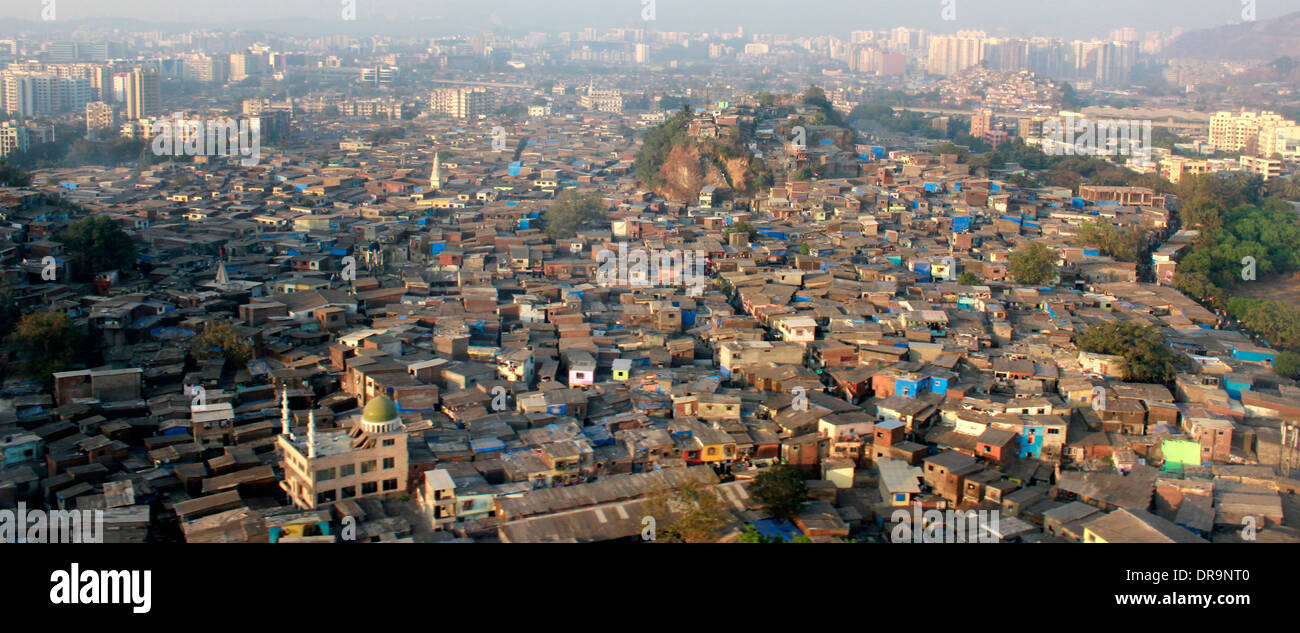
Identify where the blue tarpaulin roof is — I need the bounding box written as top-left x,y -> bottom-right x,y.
751,519 -> 803,542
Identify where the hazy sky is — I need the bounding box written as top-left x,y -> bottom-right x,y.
1,0 -> 1292,40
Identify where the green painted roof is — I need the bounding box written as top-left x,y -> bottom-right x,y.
362,396 -> 398,423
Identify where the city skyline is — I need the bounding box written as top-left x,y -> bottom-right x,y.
0,0 -> 1292,41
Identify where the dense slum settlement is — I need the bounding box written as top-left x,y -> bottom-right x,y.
2,102 -> 1298,543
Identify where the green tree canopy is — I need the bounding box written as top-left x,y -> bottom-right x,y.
1076,321 -> 1184,383
189,320 -> 253,370
9,311 -> 82,383
725,221 -> 759,240
1224,298 -> 1300,351
542,191 -> 607,240
0,159 -> 33,186
1008,242 -> 1059,286
59,215 -> 138,282
1273,351 -> 1300,379
1076,220 -> 1146,262
749,464 -> 808,521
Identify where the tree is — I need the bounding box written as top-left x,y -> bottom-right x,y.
59,215 -> 138,282
644,478 -> 729,543
542,190 -> 606,240
957,271 -> 982,286
1271,351 -> 1300,379
725,221 -> 759,240
189,320 -> 253,370
802,85 -> 828,108
0,160 -> 32,186
749,465 -> 807,521
1061,82 -> 1086,110
1076,321 -> 1184,383
757,91 -> 776,107
1228,299 -> 1300,351
1076,220 -> 1145,262
1008,242 -> 1058,286
9,311 -> 81,383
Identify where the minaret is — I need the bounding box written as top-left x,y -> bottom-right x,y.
215,261 -> 229,286
280,388 -> 290,436
430,152 -> 442,190
307,408 -> 317,459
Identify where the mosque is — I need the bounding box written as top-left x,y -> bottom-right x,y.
277,390 -> 408,509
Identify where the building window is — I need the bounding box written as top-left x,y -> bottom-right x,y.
361,482 -> 378,495
361,460 -> 377,474
316,489 -> 336,504
316,468 -> 335,481
340,464 -> 355,477
341,486 -> 356,499
383,457 -> 395,470
382,439 -> 395,447
382,479 -> 398,491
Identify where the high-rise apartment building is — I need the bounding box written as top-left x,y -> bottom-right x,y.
1209,110 -> 1297,155
184,55 -> 230,84
2,74 -> 36,117
125,68 -> 160,120
1095,41 -> 1139,85
926,31 -> 986,76
0,72 -> 90,117
229,52 -> 266,82
85,101 -> 113,138
428,87 -> 489,118
0,120 -> 30,158
970,110 -> 993,139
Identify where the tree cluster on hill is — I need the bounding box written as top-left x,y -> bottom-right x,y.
848,102 -> 941,139
634,108 -> 693,190
801,85 -> 847,128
